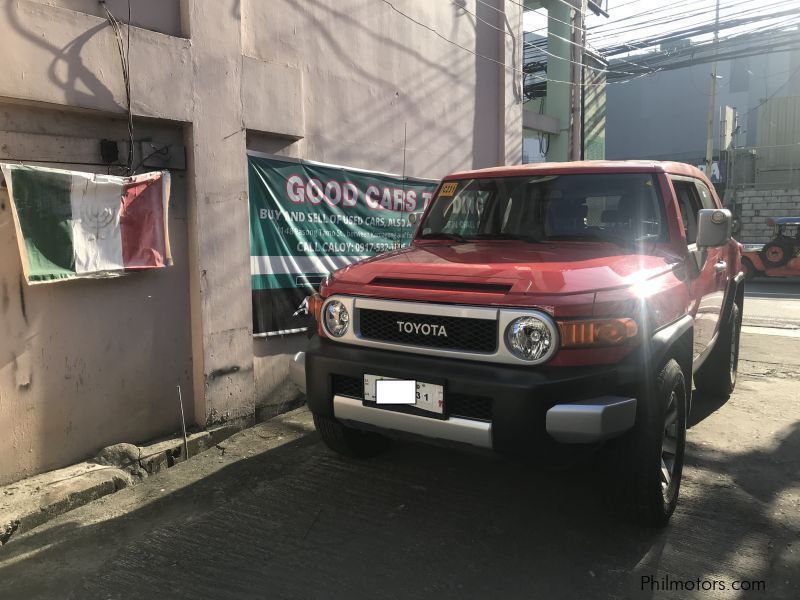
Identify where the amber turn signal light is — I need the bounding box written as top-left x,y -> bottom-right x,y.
308,293 -> 324,323
557,318 -> 638,348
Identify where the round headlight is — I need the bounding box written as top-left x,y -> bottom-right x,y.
323,300 -> 350,337
505,315 -> 558,363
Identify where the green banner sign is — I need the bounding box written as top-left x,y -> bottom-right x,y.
248,153 -> 438,335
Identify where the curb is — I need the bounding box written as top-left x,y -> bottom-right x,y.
0,423 -> 240,546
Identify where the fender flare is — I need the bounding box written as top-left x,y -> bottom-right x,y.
647,314 -> 694,375
722,272 -> 745,324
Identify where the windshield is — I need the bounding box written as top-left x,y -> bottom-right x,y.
418,173 -> 665,245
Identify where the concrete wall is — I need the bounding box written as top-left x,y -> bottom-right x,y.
29,0 -> 183,37
241,0 -> 521,177
0,0 -> 523,483
0,104 -> 193,485
731,189 -> 800,244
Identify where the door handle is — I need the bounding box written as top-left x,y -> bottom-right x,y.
715,261 -> 727,274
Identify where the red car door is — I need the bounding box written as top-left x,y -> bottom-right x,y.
671,177 -> 726,361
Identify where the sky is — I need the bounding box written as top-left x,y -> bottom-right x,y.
523,0 -> 800,56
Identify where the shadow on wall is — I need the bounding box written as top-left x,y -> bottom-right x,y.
6,2 -> 120,112
269,0 -> 514,176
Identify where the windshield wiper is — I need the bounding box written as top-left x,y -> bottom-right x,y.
471,233 -> 542,243
545,233 -> 634,249
418,232 -> 469,243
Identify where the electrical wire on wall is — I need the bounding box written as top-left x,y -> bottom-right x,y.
523,4 -> 800,92
383,0 -> 656,90
100,0 -> 134,175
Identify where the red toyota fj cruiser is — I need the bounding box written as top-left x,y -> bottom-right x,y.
298,161 -> 744,526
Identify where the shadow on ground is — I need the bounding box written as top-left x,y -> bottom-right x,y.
0,392 -> 798,600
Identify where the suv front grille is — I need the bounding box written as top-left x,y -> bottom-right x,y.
358,309 -> 497,353
330,375 -> 493,422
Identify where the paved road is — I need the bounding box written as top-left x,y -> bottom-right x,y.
1,281 -> 799,600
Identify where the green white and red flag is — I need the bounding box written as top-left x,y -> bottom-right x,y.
0,164 -> 171,283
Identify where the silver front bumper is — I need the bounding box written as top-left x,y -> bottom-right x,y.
333,395 -> 493,449
545,396 -> 637,443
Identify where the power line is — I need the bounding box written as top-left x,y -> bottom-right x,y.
383,0 -> 779,93
525,16 -> 800,89
600,27 -> 800,81
592,0 -> 723,33
743,65 -> 800,116
380,0 -> 649,86
611,16 -> 800,67
523,3 -> 590,36
523,35 -> 647,77
457,0 -> 513,38
591,0 -> 787,33
602,43 -> 800,81
605,0 -> 649,11
592,0 -> 799,49
521,0 -> 800,96
599,7 -> 800,57
377,0 -> 523,74
521,10 -> 661,77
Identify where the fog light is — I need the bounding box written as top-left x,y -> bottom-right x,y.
505,315 -> 558,363
323,300 -> 350,337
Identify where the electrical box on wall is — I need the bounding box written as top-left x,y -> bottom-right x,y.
100,139 -> 119,164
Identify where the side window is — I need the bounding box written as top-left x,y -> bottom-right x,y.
695,181 -> 717,210
671,179 -> 703,244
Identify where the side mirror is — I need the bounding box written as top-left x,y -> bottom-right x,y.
696,208 -> 733,248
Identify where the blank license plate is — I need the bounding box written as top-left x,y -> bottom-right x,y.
363,375 -> 444,415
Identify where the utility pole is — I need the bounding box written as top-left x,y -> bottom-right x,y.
704,0 -> 721,177
570,0 -> 587,161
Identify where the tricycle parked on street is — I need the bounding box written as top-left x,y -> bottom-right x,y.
742,217 -> 800,280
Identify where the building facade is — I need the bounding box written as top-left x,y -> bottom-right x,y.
605,44 -> 800,166
0,0 -> 523,484
521,1 -> 606,163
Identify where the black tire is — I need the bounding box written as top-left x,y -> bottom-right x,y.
694,303 -> 741,397
761,240 -> 792,267
312,413 -> 390,458
618,359 -> 688,527
741,257 -> 757,281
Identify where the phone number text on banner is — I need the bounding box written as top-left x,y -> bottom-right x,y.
248,153 -> 437,336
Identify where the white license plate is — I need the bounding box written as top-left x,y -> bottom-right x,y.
363,375 -> 444,415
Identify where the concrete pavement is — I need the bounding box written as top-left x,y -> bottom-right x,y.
0,280 -> 798,600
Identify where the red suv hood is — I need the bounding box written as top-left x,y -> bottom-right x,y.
331,241 -> 680,296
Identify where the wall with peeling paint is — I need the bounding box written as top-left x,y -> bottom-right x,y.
0,105 -> 193,485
